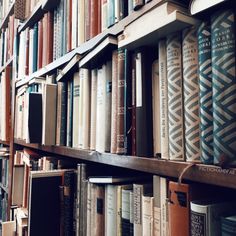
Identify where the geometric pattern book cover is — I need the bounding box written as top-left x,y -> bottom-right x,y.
211,9 -> 236,165
198,21 -> 214,164
167,33 -> 185,161
182,26 -> 200,162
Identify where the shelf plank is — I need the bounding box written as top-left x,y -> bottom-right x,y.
119,10 -> 200,49
0,1 -> 15,30
0,140 -> 10,146
0,56 -> 13,74
14,138 -> 236,189
18,2 -> 44,33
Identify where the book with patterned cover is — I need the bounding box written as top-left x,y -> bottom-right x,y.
198,20 -> 213,164
211,9 -> 236,165
159,39 -> 169,160
167,33 -> 185,161
182,26 -> 200,162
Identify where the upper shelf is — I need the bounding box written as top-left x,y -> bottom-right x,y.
119,9 -> 200,49
14,138 -> 236,189
0,1 -> 15,30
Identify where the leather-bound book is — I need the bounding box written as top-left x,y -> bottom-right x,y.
90,0 -> 99,38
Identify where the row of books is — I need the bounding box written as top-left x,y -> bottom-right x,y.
0,0 -> 14,23
0,67 -> 11,142
0,14 -> 17,67
9,152 -> 236,236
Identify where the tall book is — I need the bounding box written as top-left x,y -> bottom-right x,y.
211,9 -> 236,165
142,195 -> 154,236
152,60 -> 161,157
117,48 -> 126,154
198,20 -> 213,164
72,72 -> 80,148
66,79 -> 73,147
101,0 -> 108,31
158,39 -> 169,160
107,0 -> 115,27
153,175 -> 161,236
82,69 -> 91,149
90,69 -> 97,150
135,48 -> 153,157
182,26 -> 200,162
56,81 -> 67,146
110,50 -> 118,153
166,33 -> 185,161
90,0 -> 99,38
78,0 -> 85,45
133,0 -> 144,10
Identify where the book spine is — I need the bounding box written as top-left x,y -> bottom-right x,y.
117,49 -> 126,154
190,206 -> 207,236
211,9 -> 236,165
107,0 -> 115,27
85,0 -> 91,41
101,0 -> 108,31
124,49 -> 132,155
166,33 -> 185,161
142,196 -> 154,236
152,60 -> 161,157
133,184 -> 142,236
66,80 -> 73,147
90,69 -> 97,150
122,189 -> 131,235
182,26 -> 200,162
111,50 -> 118,153
90,0 -> 99,38
158,39 -> 169,160
32,23 -> 38,73
198,20 -> 213,164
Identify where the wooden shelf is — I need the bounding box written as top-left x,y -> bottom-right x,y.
0,140 -> 10,146
119,10 -> 200,49
0,1 -> 15,30
14,138 -> 236,189
0,56 -> 13,74
0,183 -> 8,194
18,1 -> 44,33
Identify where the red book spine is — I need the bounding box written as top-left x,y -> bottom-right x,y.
37,19 -> 43,69
90,0 -> 99,38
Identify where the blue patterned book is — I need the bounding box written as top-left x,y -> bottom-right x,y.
211,9 -> 236,165
182,26 -> 200,162
198,20 -> 213,164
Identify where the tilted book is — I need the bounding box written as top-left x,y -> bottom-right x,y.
211,9 -> 236,165
166,33 -> 185,161
182,26 -> 200,162
198,20 -> 213,164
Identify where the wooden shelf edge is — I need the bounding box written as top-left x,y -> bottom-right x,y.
0,1 -> 15,30
0,56 -> 14,74
14,138 -> 236,189
18,2 -> 44,33
0,140 -> 10,146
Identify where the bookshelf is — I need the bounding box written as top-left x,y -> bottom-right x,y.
1,0 -> 236,235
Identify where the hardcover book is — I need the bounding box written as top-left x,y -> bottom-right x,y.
182,26 -> 200,162
211,9 -> 236,165
166,33 -> 185,161
198,20 -> 213,164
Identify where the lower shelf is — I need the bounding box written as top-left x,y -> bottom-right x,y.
14,138 -> 236,189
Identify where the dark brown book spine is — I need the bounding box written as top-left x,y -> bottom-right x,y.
117,48 -> 126,154
90,0 -> 99,38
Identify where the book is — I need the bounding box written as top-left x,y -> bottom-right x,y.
12,165 -> 24,206
110,50 -> 118,154
211,9 -> 236,165
1,221 -> 15,236
66,79 -> 73,147
142,195 -> 154,236
89,176 -> 144,184
27,92 -> 42,143
152,59 -> 161,157
42,83 -> 57,145
182,26 -> 200,162
135,48 -> 154,157
191,200 -> 236,236
159,39 -> 169,160
153,175 -> 161,236
166,32 -> 185,161
133,0 -> 144,11
198,20 -> 213,164
221,215 -> 236,236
